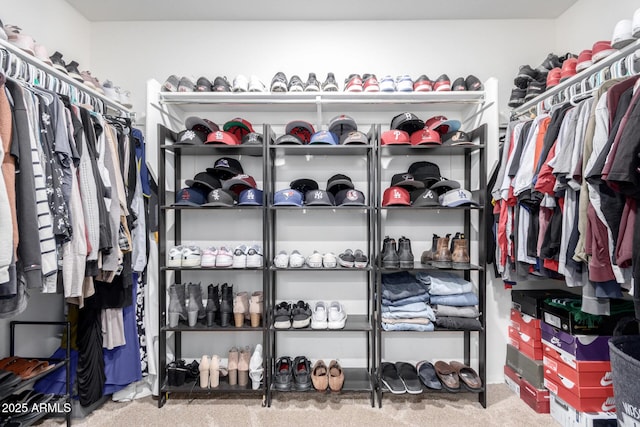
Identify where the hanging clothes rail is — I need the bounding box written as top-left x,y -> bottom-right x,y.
511,38 -> 640,119
0,38 -> 131,117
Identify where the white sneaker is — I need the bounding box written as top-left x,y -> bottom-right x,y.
102,80 -> 118,101
201,246 -> 217,268
232,245 -> 248,268
233,74 -> 249,92
273,250 -> 289,268
248,75 -> 265,92
216,246 -> 234,267
311,301 -> 328,329
167,246 -> 184,267
306,251 -> 323,268
249,344 -> 264,390
181,246 -> 202,267
289,250 -> 305,268
327,301 -> 347,329
323,252 -> 337,268
246,245 -> 263,268
380,75 -> 396,92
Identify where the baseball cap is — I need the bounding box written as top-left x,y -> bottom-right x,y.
276,134 -> 304,145
185,172 -> 222,191
382,186 -> 411,207
335,188 -> 366,206
429,177 -> 460,194
326,174 -> 355,196
223,118 -> 254,141
439,188 -> 479,207
425,115 -> 462,135
176,129 -> 207,145
304,189 -> 335,206
381,129 -> 411,145
410,127 -> 441,146
173,187 -> 207,207
273,189 -> 303,206
202,188 -> 237,207
390,112 -> 424,134
328,114 -> 357,138
390,173 -> 425,190
634,7 -> 640,38
285,120 -> 315,144
238,188 -> 263,206
222,174 -> 257,195
206,157 -> 244,179
185,116 -> 219,133
408,161 -> 442,187
241,132 -> 263,145
340,130 -> 369,145
442,130 -> 474,145
290,178 -> 319,195
309,130 -> 338,145
410,188 -> 440,207
612,19 -> 634,50
205,130 -> 240,145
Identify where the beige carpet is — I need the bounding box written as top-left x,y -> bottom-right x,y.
37,384 -> 554,427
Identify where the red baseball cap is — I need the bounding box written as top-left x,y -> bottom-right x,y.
382,186 -> 411,206
410,127 -> 441,145
381,130 -> 411,145
425,115 -> 461,135
205,130 -> 239,145
222,174 -> 257,195
223,118 -> 254,141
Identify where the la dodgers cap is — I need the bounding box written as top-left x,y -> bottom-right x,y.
206,157 -> 244,179
238,188 -> 263,206
439,188 -> 479,207
273,189 -> 304,206
340,130 -> 369,145
382,186 -> 411,207
176,129 -> 207,145
304,189 -> 335,206
381,129 -> 411,145
410,188 -> 440,207
173,187 -> 207,207
185,172 -> 222,191
335,188 -> 366,206
410,127 -> 441,145
328,114 -> 358,138
185,116 -> 219,133
203,188 -> 237,207
390,173 -> 425,190
309,130 -> 338,145
426,115 -> 462,135
205,130 -> 240,146
390,112 -> 424,134
286,120 -> 315,144
222,174 -> 257,195
326,174 -> 355,196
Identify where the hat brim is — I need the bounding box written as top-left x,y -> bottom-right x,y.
393,180 -> 425,190
273,201 -> 302,206
172,201 -> 202,207
338,200 -> 366,206
444,199 -> 479,207
202,201 -> 235,207
305,200 -> 335,206
327,179 -> 355,192
430,179 -> 460,191
223,120 -> 251,133
276,135 -> 304,145
185,116 -> 218,133
185,179 -> 220,191
238,201 -> 262,206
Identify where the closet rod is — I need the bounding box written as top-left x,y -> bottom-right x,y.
0,38 -> 132,117
511,38 -> 640,118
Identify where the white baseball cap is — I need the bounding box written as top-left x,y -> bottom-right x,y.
612,19 -> 634,50
633,8 -> 640,38
439,189 -> 479,207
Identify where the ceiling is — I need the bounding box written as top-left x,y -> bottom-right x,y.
63,0 -> 578,21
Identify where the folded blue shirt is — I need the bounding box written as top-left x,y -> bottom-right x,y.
415,271 -> 474,295
429,292 -> 478,307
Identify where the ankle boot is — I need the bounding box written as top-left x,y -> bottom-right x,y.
205,284 -> 220,327
199,355 -> 210,388
452,233 -> 470,268
209,355 -> 224,388
233,292 -> 249,327
381,236 -> 399,269
168,284 -> 187,327
249,291 -> 263,327
187,283 -> 200,327
228,347 -> 239,386
238,346 -> 251,387
421,234 -> 439,265
220,283 -> 234,327
432,234 -> 452,268
397,236 -> 414,268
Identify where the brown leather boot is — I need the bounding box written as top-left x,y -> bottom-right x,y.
452,233 -> 470,267
238,346 -> 251,387
420,234 -> 439,265
228,347 -> 239,385
432,234 -> 452,268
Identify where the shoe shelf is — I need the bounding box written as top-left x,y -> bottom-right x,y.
267,206 -> 372,211
380,328 -> 483,333
378,384 -> 485,394
161,205 -> 264,211
161,266 -> 265,271
268,145 -> 372,156
378,262 -> 484,272
379,206 -> 484,211
162,324 -> 266,332
160,144 -> 264,156
271,315 -> 372,332
0,359 -> 66,403
379,144 -> 485,156
161,379 -> 264,394
269,368 -> 373,393
269,265 -> 373,271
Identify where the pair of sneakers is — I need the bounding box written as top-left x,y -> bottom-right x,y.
199,246 -> 233,268
274,355 -> 312,391
231,75 -> 266,92
343,74 -> 380,92
274,300 -> 312,329
167,245 -> 202,267
270,72 -> 323,93
306,251 -> 336,268
273,250 -> 305,268
311,301 -> 347,329
231,245 -> 263,268
337,249 -> 368,268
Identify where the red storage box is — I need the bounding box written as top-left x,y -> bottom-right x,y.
504,364 -> 522,396
509,326 -> 543,360
543,345 -> 612,388
544,376 -> 616,413
510,308 -> 542,340
520,376 -> 550,414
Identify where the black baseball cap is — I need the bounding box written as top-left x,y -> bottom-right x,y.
290,178 -> 319,196
202,188 -> 237,207
340,130 -> 369,145
442,130 -> 474,146
176,129 -> 207,145
335,188 -> 366,206
326,174 -> 355,196
429,177 -> 460,194
304,189 -> 336,206
408,161 -> 442,187
410,188 -> 440,207
185,116 -> 219,133
390,112 -> 424,134
390,173 -> 425,190
206,157 -> 244,180
185,172 -> 222,191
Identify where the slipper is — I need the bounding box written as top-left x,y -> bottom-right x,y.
395,362 -> 423,394
0,370 -> 22,390
416,361 -> 442,390
449,361 -> 482,392
0,356 -> 20,370
434,360 -> 460,392
380,362 -> 405,394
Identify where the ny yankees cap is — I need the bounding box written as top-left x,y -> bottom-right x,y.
206,157 -> 244,179
173,187 -> 207,206
425,115 -> 461,135
273,189 -> 304,206
328,114 -> 358,138
238,188 -> 263,206
390,112 -> 425,134
309,130 -> 338,145
185,171 -> 222,191
304,189 -> 336,206
340,130 -> 369,145
326,174 -> 355,196
286,120 -> 315,144
176,129 -> 207,145
335,188 -> 366,206
410,188 -> 440,207
205,130 -> 240,146
439,188 -> 479,207
381,129 -> 411,145
222,174 -> 257,195
382,186 -> 411,207
185,116 -> 220,133
203,188 -> 237,207
242,132 -> 263,145
390,173 -> 425,190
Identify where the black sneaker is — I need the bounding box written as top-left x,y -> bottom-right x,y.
304,72 -> 320,92
177,76 -> 195,92
273,301 -> 292,329
465,75 -> 483,91
433,74 -> 451,91
381,236 -> 399,269
398,236 -> 414,269
49,51 -> 67,74
275,356 -> 293,391
322,72 -> 339,92
212,76 -> 231,92
270,72 -> 288,92
452,77 -> 466,91
536,53 -> 561,73
524,81 -> 545,101
293,356 -> 312,391
508,88 -> 527,107
196,77 -> 212,92
514,65 -> 537,88
413,75 -> 433,92
288,75 -> 304,92
291,300 -> 311,329
65,60 -> 83,82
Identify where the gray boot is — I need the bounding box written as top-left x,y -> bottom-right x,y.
168,283 -> 187,327
187,283 -> 206,326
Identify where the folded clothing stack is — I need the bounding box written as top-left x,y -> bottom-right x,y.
381,272 -> 435,331
415,271 -> 482,331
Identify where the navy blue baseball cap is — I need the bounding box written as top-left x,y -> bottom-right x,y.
238,188 -> 264,206
309,130 -> 338,145
173,187 -> 207,206
273,189 -> 303,206
335,189 -> 366,206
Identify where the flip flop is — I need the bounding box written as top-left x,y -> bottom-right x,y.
0,356 -> 20,370
395,362 -> 423,394
434,360 -> 460,393
416,361 -> 442,390
380,362 -> 405,394
449,361 -> 482,392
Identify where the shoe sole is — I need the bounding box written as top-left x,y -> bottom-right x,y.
431,261 -> 452,269
381,378 -> 406,394
271,83 -> 287,92
294,381 -> 312,391
323,261 -> 337,268
399,261 -> 414,269
167,259 -> 182,267
246,257 -> 263,268
275,382 -> 291,391
345,87 -> 363,92
338,259 -> 354,268
215,256 -> 233,267
182,258 -> 201,267
354,260 -> 368,268
327,320 -> 346,329
382,261 -> 400,269
322,84 -> 338,91
306,261 -> 323,268
363,86 -> 380,92
311,320 -> 328,329
232,257 -> 247,268
274,260 -> 289,268
289,257 -> 305,268
274,320 -> 291,329
292,318 -> 311,329
201,256 -> 216,267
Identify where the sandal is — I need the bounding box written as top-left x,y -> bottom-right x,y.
449,361 -> 482,392
434,360 -> 460,393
